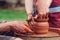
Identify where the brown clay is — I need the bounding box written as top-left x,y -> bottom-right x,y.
35,27 -> 60,37
27,13 -> 49,35
28,20 -> 49,34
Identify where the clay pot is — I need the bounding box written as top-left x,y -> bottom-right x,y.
28,15 -> 49,34
27,12 -> 49,35
28,21 -> 49,34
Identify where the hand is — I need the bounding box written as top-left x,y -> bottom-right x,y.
6,21 -> 33,34
0,23 -> 10,32
34,13 -> 49,22
27,13 -> 32,21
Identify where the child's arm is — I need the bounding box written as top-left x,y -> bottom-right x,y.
37,0 -> 52,15
25,0 -> 33,20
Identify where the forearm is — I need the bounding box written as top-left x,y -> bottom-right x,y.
37,0 -> 52,14
25,0 -> 33,15
0,23 -> 10,32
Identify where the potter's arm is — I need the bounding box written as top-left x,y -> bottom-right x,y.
0,21 -> 33,34
0,23 -> 10,32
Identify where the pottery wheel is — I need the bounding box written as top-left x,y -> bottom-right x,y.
17,27 -> 60,38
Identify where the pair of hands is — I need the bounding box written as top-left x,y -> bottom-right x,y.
27,12 -> 49,22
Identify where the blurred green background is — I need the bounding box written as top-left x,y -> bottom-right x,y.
0,0 -> 26,21
0,9 -> 27,21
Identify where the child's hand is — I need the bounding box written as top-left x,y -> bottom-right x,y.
27,13 -> 32,21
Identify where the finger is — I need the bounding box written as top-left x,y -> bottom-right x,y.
45,13 -> 48,18
39,14 -> 46,21
24,26 -> 34,33
27,17 -> 32,21
42,14 -> 45,19
19,29 -> 27,34
44,13 -> 48,21
34,14 -> 38,19
38,14 -> 42,19
44,14 -> 47,19
24,22 -> 30,27
20,22 -> 33,33
46,13 -> 49,20
42,14 -> 45,21
27,15 -> 32,21
12,25 -> 27,34
46,13 -> 49,18
40,14 -> 43,20
36,14 -> 42,22
40,14 -> 43,21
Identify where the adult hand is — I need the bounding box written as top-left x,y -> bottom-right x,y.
0,21 -> 33,34
0,23 -> 10,32
6,21 -> 33,34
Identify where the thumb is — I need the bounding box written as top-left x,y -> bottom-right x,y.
34,15 -> 38,19
27,16 -> 32,21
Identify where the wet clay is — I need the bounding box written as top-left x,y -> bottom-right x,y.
27,13 -> 49,34
28,21 -> 49,34
30,18 -> 60,37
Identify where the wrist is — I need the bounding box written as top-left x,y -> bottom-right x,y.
27,12 -> 32,16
